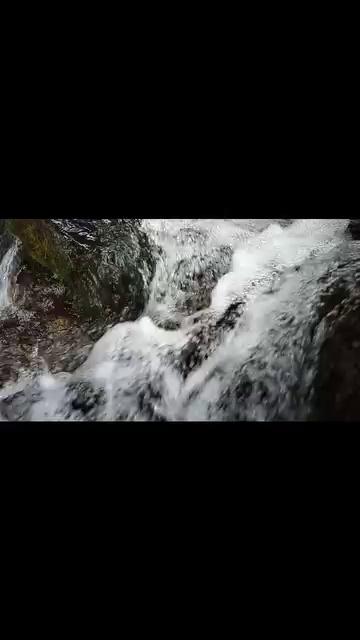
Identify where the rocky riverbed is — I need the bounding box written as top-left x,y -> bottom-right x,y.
1,217 -> 359,422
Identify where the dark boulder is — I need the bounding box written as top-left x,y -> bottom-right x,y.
6,218 -> 156,320
0,260 -> 95,388
310,290 -> 360,420
347,219 -> 360,240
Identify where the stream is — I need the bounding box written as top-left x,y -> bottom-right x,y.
0,218 -> 357,422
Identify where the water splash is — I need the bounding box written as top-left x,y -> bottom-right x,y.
0,219 -> 355,422
0,239 -> 20,309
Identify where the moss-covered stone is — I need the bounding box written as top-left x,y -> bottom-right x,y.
7,219 -> 73,280
5,218 -> 156,320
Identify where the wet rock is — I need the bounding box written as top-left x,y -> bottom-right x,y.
65,380 -> 106,420
112,380 -> 167,422
0,309 -> 94,388
310,290 -> 360,420
174,300 -> 245,379
0,261 -> 95,388
150,314 -> 182,331
0,377 -> 106,422
347,220 -> 360,240
171,246 -> 233,314
177,227 -> 209,246
147,243 -> 234,330
0,383 -> 43,421
6,218 -> 156,320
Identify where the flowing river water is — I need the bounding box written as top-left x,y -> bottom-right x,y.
0,218 -> 357,422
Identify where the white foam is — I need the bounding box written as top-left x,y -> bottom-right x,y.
0,239 -> 20,308
211,219 -> 348,313
1,218 -> 351,422
82,315 -> 186,371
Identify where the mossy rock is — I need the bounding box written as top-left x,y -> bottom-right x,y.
6,218 -> 156,320
7,219 -> 73,279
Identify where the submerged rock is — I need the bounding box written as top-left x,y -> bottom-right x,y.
0,386 -> 41,421
151,245 -> 233,319
6,218 -> 156,320
172,246 -> 233,314
64,380 -> 106,420
173,300 -> 245,379
0,376 -> 106,422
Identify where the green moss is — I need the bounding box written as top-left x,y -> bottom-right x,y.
5,218 -> 154,322
7,219 -> 73,283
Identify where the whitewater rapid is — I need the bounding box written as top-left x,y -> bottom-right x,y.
0,218 -> 353,421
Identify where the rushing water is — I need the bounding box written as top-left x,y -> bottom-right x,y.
0,218 -> 356,422
0,239 -> 20,308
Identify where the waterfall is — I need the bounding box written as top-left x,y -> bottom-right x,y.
0,239 -> 20,309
